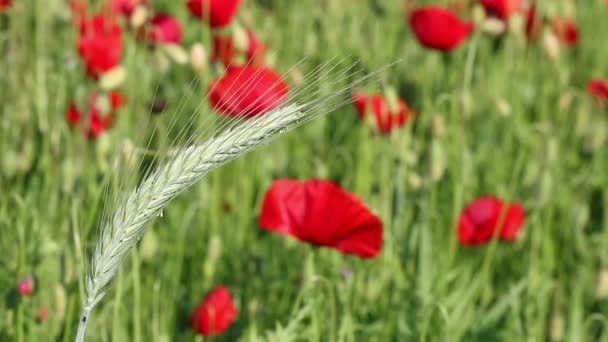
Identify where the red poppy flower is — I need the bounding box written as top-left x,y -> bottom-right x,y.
190,285 -> 237,336
352,91 -> 415,134
211,29 -> 266,67
258,179 -> 383,258
457,196 -> 525,246
480,0 -> 522,20
77,15 -> 122,78
186,0 -> 241,28
0,0 -> 10,11
551,17 -> 578,46
148,13 -> 182,44
108,0 -> 145,16
66,91 -> 126,139
207,65 -> 288,118
409,6 -> 473,51
588,79 -> 608,105
525,5 -> 543,40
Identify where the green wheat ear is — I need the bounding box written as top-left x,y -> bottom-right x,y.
75,58 -> 393,341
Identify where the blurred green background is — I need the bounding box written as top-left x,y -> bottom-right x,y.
1,0 -> 608,340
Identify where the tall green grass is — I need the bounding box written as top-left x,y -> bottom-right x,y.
1,0 -> 607,341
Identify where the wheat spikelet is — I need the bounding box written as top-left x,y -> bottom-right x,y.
76,58 -> 392,341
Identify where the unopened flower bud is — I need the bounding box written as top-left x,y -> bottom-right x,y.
189,43 -> 207,72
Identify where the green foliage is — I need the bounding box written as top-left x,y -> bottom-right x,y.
1,0 -> 607,341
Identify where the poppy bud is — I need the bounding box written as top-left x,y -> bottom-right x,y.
38,305 -> 48,323
130,5 -> 148,30
17,276 -> 34,296
596,270 -> 608,299
542,30 -> 561,61
99,66 -> 126,90
162,43 -> 189,65
480,17 -> 506,36
232,25 -> 249,53
190,43 -> 208,72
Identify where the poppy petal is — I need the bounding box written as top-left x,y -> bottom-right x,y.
207,65 -> 289,118
259,179 -> 383,258
409,6 -> 473,51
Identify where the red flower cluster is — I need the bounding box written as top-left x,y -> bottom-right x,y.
352,91 -> 415,134
186,0 -> 241,27
457,196 -> 525,246
66,92 -> 126,139
409,6 -> 473,51
259,179 -> 383,258
77,15 -> 122,79
208,65 -> 289,118
190,285 -> 237,335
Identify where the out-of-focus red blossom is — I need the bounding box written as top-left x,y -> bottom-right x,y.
17,277 -> 34,296
66,91 -> 126,139
258,179 -> 383,258
551,17 -> 578,46
457,196 -> 525,246
148,13 -> 182,44
587,79 -> 608,105
480,0 -> 522,20
38,305 -> 48,323
77,15 -> 122,78
190,285 -> 237,336
0,0 -> 11,11
211,34 -> 235,66
352,91 -> 415,134
243,30 -> 266,65
409,6 -> 474,51
208,65 -> 288,118
109,0 -> 145,16
525,5 -> 543,40
186,0 -> 241,28
69,0 -> 87,21
212,30 -> 266,67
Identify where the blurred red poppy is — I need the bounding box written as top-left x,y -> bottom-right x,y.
212,29 -> 266,67
208,65 -> 288,117
190,285 -> 237,336
66,91 -> 126,139
109,0 -> 145,16
38,305 -> 48,323
0,0 -> 10,11
77,15 -> 122,78
186,0 -> 241,28
17,276 -> 34,296
352,91 -> 415,134
258,179 -> 383,258
588,79 -> 608,105
409,6 -> 473,51
457,196 -> 525,246
148,13 -> 182,44
480,0 -> 522,20
551,17 -> 578,46
525,5 -> 542,40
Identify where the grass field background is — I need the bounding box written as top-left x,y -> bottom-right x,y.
2,0 -> 608,341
